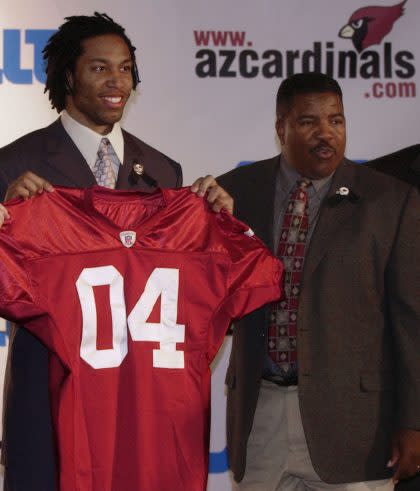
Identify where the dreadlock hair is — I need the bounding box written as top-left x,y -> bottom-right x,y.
43,12 -> 140,112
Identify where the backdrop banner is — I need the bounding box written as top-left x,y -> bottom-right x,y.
0,1 -> 418,489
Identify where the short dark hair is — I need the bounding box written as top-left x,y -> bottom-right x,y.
43,12 -> 140,112
276,72 -> 343,118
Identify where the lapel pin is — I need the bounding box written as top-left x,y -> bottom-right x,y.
336,186 -> 349,196
132,162 -> 144,175
129,160 -> 158,188
330,186 -> 359,204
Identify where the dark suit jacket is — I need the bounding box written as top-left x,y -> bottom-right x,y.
366,146 -> 420,491
367,144 -> 420,188
0,118 -> 182,491
218,156 -> 420,484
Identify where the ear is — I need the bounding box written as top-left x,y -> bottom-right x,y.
275,117 -> 286,145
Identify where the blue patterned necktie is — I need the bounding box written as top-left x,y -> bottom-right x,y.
92,138 -> 118,188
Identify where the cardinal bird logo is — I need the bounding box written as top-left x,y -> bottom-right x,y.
339,0 -> 407,52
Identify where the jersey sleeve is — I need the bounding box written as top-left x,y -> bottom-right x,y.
208,211 -> 283,360
0,230 -> 41,323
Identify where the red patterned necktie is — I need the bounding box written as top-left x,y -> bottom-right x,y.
92,138 -> 117,189
268,179 -> 311,383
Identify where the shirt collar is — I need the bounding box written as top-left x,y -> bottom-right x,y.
61,110 -> 124,169
279,156 -> 334,196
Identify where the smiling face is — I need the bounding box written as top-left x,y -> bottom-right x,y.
65,34 -> 134,135
276,92 -> 346,180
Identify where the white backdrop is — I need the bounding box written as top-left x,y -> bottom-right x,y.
0,1 -> 418,489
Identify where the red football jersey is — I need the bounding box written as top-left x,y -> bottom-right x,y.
0,186 -> 281,491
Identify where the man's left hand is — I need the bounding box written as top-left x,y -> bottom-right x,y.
388,428 -> 420,482
191,175 -> 233,214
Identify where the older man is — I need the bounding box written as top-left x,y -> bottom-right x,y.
218,73 -> 420,490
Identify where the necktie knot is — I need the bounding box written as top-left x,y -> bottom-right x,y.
97,138 -> 110,160
297,178 -> 312,190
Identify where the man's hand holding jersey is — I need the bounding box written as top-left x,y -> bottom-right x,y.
191,174 -> 234,214
5,171 -> 54,201
0,171 -> 54,227
0,204 -> 9,227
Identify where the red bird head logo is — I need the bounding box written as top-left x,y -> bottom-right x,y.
339,0 -> 407,52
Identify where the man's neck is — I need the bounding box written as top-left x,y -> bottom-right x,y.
65,107 -> 113,135
60,110 -> 125,169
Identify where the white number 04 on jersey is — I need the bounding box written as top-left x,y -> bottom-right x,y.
76,266 -> 185,370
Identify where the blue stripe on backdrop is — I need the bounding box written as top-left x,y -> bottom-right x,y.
0,319 -> 11,346
236,161 -> 254,167
209,446 -> 229,473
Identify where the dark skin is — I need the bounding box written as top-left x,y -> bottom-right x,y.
275,92 -> 346,179
389,429 -> 420,483
276,91 -> 420,483
0,34 -> 233,215
65,34 -> 134,135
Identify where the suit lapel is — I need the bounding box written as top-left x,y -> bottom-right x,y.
45,119 -> 96,187
45,123 -> 154,191
302,161 -> 361,282
117,130 -> 156,193
115,130 -> 146,190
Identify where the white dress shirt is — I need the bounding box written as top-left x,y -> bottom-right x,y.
61,110 -> 124,180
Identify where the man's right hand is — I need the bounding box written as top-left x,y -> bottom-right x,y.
0,204 -> 10,227
4,171 -> 54,202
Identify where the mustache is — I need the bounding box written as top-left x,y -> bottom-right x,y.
310,142 -> 336,154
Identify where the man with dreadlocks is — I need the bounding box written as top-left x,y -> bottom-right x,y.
0,12 -> 232,491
